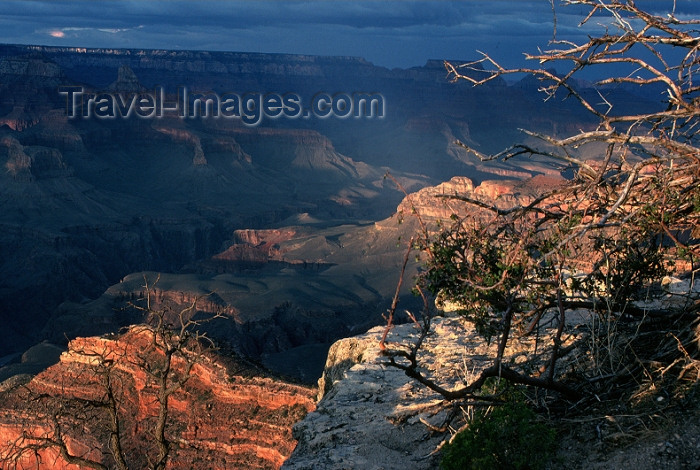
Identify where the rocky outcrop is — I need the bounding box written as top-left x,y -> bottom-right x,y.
1,135 -> 71,180
283,315 -> 573,469
282,320 -> 451,470
217,229 -> 297,262
154,125 -> 209,165
396,175 -> 475,220
395,174 -> 566,223
0,105 -> 40,131
107,64 -> 145,92
0,327 -> 315,469
30,110 -> 87,152
204,134 -> 252,164
230,127 -> 371,179
194,228 -> 337,275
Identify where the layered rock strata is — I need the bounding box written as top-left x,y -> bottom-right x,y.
0,327 -> 315,469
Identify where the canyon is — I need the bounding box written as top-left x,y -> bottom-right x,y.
0,43 -> 608,365
0,167 -> 565,468
0,43 -> 668,468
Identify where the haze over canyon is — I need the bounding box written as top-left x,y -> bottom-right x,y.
0,43 -> 671,468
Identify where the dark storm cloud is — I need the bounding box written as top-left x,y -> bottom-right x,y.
0,1 -> 697,69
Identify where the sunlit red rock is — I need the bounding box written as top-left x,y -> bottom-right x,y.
0,328 -> 315,469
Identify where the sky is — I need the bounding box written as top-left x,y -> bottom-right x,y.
0,0 -> 699,70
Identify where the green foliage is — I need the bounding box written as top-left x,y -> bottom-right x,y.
424,223 -> 527,340
440,389 -> 556,470
585,231 -> 667,305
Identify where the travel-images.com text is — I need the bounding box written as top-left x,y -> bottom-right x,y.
58,86 -> 385,126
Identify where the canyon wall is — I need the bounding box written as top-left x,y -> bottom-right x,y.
0,327 -> 315,469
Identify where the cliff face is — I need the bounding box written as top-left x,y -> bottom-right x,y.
1,135 -> 71,180
0,327 -> 315,469
282,315 -> 581,469
283,275 -> 700,470
394,174 -> 565,224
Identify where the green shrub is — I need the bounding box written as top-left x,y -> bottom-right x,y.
440,394 -> 556,470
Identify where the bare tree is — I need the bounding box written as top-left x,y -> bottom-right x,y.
383,0 -> 699,404
1,274 -> 223,470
